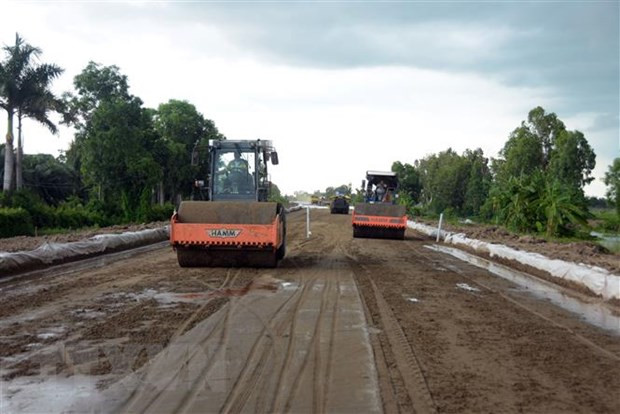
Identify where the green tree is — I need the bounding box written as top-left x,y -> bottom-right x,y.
63,62 -> 131,176
392,161 -> 421,205
323,184 -> 350,198
22,153 -> 79,205
548,130 -> 596,189
62,63 -> 167,220
0,33 -> 63,191
486,172 -> 542,232
536,178 -> 590,237
463,148 -> 491,216
81,97 -> 161,220
268,182 -> 288,204
526,106 -> 566,166
62,61 -> 130,130
417,148 -> 470,215
153,99 -> 224,203
487,107 -> 596,236
604,158 -> 620,216
15,70 -> 64,190
497,126 -> 543,181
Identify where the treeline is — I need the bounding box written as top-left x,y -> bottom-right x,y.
0,34 -> 225,236
392,107 -> 619,237
292,184 -> 352,203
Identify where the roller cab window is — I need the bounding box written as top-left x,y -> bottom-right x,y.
213,150 -> 256,196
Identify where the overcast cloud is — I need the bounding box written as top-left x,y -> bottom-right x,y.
0,0 -> 617,196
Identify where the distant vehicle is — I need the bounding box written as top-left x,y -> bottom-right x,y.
311,195 -> 329,206
352,171 -> 406,239
170,139 -> 286,267
330,194 -> 350,214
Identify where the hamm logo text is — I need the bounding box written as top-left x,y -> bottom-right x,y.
208,229 -> 242,238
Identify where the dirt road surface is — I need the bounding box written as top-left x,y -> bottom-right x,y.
1,209 -> 619,413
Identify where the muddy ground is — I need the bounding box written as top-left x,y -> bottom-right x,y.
1,210 -> 619,413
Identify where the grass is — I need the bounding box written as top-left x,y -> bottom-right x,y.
590,208 -> 620,233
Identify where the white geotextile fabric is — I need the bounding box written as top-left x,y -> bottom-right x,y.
0,227 -> 169,276
285,205 -> 303,213
408,220 -> 620,300
0,206 -> 303,277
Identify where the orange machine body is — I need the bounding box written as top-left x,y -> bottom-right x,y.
351,211 -> 407,230
170,213 -> 283,252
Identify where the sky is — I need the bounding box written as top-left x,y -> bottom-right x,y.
0,0 -> 618,197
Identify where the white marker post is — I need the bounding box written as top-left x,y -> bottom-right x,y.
306,206 -> 312,238
436,212 -> 444,243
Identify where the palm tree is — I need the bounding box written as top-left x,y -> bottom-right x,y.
0,33 -> 63,192
15,71 -> 64,190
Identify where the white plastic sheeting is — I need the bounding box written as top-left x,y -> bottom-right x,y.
408,220 -> 620,300
0,207 -> 303,277
0,227 -> 169,277
285,205 -> 303,213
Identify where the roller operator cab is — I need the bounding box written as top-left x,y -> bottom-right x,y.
170,139 -> 286,267
352,171 -> 407,239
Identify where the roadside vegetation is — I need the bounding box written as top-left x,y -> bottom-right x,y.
0,33 -> 230,237
390,107 -> 618,246
1,33 -> 617,246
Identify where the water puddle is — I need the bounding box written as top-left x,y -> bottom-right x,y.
71,308 -> 107,319
36,326 -> 67,340
1,374 -> 106,413
591,231 -> 620,253
118,276 -> 287,306
402,294 -> 420,303
281,282 -> 299,291
456,283 -> 480,293
426,245 -> 620,334
209,275 -> 281,298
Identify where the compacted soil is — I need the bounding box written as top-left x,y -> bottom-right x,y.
1,210 -> 618,413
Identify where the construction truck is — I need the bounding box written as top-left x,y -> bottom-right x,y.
352,171 -> 407,239
170,139 -> 286,267
330,194 -> 350,214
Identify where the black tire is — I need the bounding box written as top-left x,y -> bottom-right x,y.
276,204 -> 286,261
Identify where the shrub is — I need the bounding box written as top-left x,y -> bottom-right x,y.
594,210 -> 620,233
1,190 -> 56,228
54,206 -> 94,229
0,207 -> 34,237
148,203 -> 175,222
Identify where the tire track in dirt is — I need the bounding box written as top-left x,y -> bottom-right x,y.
368,276 -> 437,414
321,277 -> 340,414
311,276 -> 331,414
219,274 -> 314,414
269,277 -> 318,413
166,269 -> 240,343
120,291 -> 266,412
202,210 -> 337,413
438,259 -> 620,363
121,300 -> 235,412
348,248 -> 437,414
282,227 -> 349,413
280,279 -> 328,413
353,271 -> 400,414
404,242 -> 620,362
